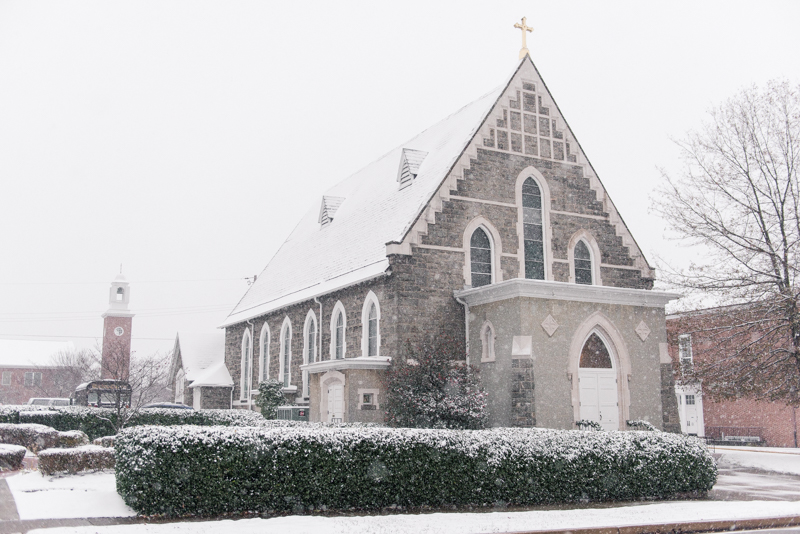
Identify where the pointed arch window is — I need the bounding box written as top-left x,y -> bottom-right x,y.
480,321 -> 495,362
335,312 -> 344,359
580,333 -> 612,368
574,240 -> 593,285
240,330 -> 252,400
330,302 -> 347,360
279,319 -> 292,387
470,228 -> 492,287
522,178 -> 544,280
361,292 -> 381,357
259,323 -> 270,382
303,312 -> 316,398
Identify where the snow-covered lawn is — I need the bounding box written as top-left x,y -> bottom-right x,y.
716,446 -> 800,475
23,501 -> 800,534
6,470 -> 135,520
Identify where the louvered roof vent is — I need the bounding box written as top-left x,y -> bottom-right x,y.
318,195 -> 346,227
397,148 -> 428,190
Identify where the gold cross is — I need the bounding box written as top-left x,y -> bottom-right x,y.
514,17 -> 533,59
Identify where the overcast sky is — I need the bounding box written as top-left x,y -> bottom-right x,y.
1,0 -> 799,358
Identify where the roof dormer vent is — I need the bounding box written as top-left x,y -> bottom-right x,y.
397,148 -> 428,190
318,195 -> 346,227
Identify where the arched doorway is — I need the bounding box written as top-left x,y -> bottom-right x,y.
578,332 -> 619,431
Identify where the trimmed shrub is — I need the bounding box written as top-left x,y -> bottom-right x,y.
116,425 -> 717,517
254,379 -> 284,419
93,435 -> 116,448
0,423 -> 60,454
58,430 -> 90,448
17,407 -> 266,440
626,420 -> 657,431
0,444 -> 26,471
39,445 -> 115,475
0,405 -> 54,424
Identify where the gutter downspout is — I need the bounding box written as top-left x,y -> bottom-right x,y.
455,296 -> 470,365
314,297 -> 322,364
246,319 -> 254,411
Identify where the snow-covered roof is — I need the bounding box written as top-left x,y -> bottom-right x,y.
0,340 -> 75,368
222,55 -> 653,327
221,72 -> 510,327
171,331 -> 225,382
189,360 -> 233,388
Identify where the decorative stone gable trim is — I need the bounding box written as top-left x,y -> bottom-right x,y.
389,57 -> 654,282
635,321 -> 651,341
541,315 -> 559,337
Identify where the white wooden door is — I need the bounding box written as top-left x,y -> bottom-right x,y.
683,394 -> 699,434
327,383 -> 344,423
579,369 -> 618,431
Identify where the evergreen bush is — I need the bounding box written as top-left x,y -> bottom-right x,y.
116,425 -> 717,517
254,379 -> 285,419
384,338 -> 486,429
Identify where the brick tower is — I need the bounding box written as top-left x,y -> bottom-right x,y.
101,273 -> 134,381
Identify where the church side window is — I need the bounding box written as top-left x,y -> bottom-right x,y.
522,178 -> 544,280
361,292 -> 381,357
240,330 -> 252,400
174,368 -> 185,403
259,323 -> 270,382
303,311 -> 316,398
574,240 -> 593,285
280,319 -> 292,388
470,228 -> 492,287
335,312 -> 344,359
330,301 -> 347,360
480,321 -> 495,362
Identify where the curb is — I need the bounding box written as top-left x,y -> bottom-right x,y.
490,515 -> 800,534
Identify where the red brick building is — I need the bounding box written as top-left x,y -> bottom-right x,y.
667,308 -> 800,447
0,340 -> 75,405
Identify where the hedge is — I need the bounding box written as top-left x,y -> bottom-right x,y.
115,425 -> 717,517
3,407 -> 267,440
0,423 -> 61,454
39,445 -> 115,475
0,444 -> 26,471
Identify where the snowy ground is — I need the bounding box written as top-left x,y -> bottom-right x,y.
6,470 -> 135,520
4,446 -> 800,534
716,446 -> 800,476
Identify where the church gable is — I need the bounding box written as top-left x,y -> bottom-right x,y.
397,57 -> 654,287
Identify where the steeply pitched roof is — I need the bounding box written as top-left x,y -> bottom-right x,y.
171,331 -> 225,382
222,57 -> 652,327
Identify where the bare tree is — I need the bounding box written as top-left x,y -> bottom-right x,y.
654,80 -> 800,404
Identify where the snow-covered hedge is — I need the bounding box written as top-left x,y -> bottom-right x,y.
15,407 -> 267,440
39,445 -> 115,475
116,425 -> 717,517
0,423 -> 61,453
0,405 -> 55,423
0,444 -> 26,471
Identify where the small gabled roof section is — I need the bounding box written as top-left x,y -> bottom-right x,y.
397,148 -> 428,190
318,195 -> 346,227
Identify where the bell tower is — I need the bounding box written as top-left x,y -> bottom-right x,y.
101,272 -> 134,381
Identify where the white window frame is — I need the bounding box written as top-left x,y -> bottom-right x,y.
174,368 -> 185,403
240,329 -> 253,400
1,371 -> 11,386
361,291 -> 381,357
303,309 -> 317,397
279,317 -> 292,387
330,300 -> 347,360
679,334 -> 693,371
462,217 -> 503,288
480,320 -> 496,362
259,322 -> 271,382
515,167 -> 553,281
567,230 -> 602,285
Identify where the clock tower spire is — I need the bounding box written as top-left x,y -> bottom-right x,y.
101,272 -> 134,381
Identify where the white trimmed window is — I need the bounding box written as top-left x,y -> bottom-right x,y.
330,301 -> 347,360
279,318 -> 292,388
1,372 -> 10,386
480,320 -> 496,362
303,310 -> 317,397
240,329 -> 252,400
361,291 -> 381,357
259,322 -> 271,382
174,368 -> 185,403
470,228 -> 492,288
679,334 -> 693,371
574,240 -> 593,285
521,177 -> 545,280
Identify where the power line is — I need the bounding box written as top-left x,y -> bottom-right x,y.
0,277 -> 246,286
0,334 -> 175,341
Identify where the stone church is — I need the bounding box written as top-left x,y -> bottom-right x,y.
221,39 -> 681,431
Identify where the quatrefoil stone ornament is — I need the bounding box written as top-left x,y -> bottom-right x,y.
541,315 -> 559,337
635,320 -> 651,341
